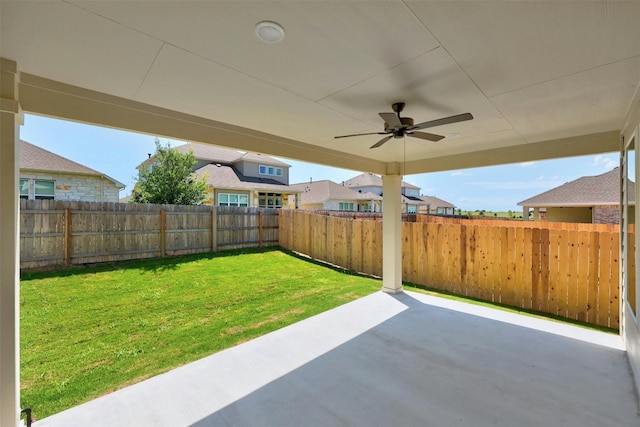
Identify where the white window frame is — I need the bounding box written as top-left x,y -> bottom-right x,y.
339,202 -> 354,211
218,192 -> 249,207
258,164 -> 283,177
34,179 -> 55,200
19,178 -> 29,199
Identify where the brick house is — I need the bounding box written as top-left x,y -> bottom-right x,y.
517,168 -> 634,224
289,179 -> 382,211
139,143 -> 300,208
342,173 -> 429,213
19,140 -> 124,202
419,195 -> 456,215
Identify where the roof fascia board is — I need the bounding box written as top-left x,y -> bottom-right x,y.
403,131 -> 620,174
517,203 -> 618,207
17,72 -> 386,175
20,168 -> 125,188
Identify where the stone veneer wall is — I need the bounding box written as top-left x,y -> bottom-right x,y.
20,172 -> 121,202
592,205 -> 620,224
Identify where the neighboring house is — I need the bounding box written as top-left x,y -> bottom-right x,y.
289,180 -> 382,212
343,173 -> 428,213
19,140 -> 124,202
419,195 -> 456,215
517,168 -> 634,224
140,143 -> 300,208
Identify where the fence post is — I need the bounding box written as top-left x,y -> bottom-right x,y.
259,210 -> 264,248
160,208 -> 166,257
65,207 -> 71,266
211,207 -> 217,252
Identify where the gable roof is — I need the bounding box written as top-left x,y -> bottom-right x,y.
289,180 -> 381,205
420,195 -> 455,209
20,140 -> 125,189
517,168 -> 634,207
343,173 -> 419,190
193,164 -> 298,193
174,143 -> 289,167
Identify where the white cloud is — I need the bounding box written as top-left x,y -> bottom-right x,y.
451,171 -> 472,176
593,155 -> 617,170
519,161 -> 537,167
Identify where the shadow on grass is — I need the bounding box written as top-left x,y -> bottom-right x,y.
20,247 -> 284,280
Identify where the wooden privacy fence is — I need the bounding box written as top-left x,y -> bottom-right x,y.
279,210 -> 620,329
20,200 -> 278,269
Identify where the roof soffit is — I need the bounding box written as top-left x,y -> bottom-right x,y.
3,1 -> 639,172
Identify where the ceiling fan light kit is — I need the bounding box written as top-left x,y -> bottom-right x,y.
334,102 -> 473,149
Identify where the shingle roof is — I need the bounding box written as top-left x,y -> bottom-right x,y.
517,168 -> 634,207
289,180 -> 381,205
174,143 -> 241,164
174,143 -> 289,167
420,195 -> 455,208
343,172 -> 419,189
236,152 -> 290,167
194,164 -> 298,193
20,140 -> 124,188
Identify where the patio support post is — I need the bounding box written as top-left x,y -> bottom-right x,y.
382,173 -> 403,294
522,206 -> 529,221
0,58 -> 22,427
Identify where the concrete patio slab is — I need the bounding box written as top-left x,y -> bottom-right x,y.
38,291 -> 639,427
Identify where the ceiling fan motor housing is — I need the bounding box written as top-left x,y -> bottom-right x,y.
385,117 -> 414,135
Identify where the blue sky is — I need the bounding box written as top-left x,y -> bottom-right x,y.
20,114 -> 619,212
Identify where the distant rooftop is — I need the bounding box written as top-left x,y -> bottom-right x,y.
420,195 -> 455,209
518,168 -> 634,207
174,143 -> 290,167
20,140 -> 124,188
289,180 -> 381,205
343,172 -> 419,189
193,164 -> 297,193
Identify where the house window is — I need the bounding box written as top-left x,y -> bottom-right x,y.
339,202 -> 354,211
258,192 -> 282,209
407,205 -> 417,213
34,180 -> 55,200
404,188 -> 419,197
19,179 -> 29,199
218,193 -> 249,207
259,165 -> 283,177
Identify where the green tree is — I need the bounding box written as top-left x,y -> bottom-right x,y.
132,140 -> 207,205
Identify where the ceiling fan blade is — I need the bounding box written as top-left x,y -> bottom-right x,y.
370,135 -> 393,149
334,131 -> 389,139
411,112 -> 474,130
408,131 -> 445,142
379,112 -> 402,129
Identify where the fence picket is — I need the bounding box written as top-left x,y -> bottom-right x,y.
22,205 -> 622,330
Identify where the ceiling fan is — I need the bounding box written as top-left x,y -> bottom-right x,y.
334,102 -> 473,149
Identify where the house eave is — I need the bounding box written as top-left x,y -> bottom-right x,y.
20,168 -> 125,189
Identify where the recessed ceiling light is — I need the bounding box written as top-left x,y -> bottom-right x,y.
255,21 -> 285,44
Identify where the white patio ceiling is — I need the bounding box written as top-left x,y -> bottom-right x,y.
1,1 -> 639,174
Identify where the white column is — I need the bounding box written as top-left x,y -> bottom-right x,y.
0,58 -> 21,427
382,174 -> 403,294
522,206 -> 529,221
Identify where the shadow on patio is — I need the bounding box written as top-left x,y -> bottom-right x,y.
39,291 -> 639,427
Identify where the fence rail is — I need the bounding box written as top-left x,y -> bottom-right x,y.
279,210 -> 620,329
20,200 -> 279,269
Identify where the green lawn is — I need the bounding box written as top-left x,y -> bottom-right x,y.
20,248 -> 380,420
